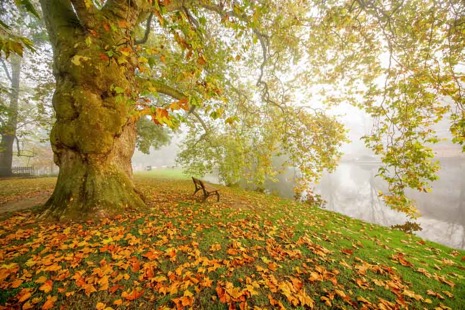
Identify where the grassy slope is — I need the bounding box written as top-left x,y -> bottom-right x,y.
0,173 -> 464,309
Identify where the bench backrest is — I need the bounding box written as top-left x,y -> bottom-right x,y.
192,177 -> 206,192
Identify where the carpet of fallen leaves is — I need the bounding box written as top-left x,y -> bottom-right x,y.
0,177 -> 55,207
0,176 -> 464,309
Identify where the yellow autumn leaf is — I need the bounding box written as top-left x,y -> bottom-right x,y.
35,276 -> 48,284
39,280 -> 53,294
42,295 -> 57,310
96,302 -> 106,310
17,289 -> 32,303
71,55 -> 90,66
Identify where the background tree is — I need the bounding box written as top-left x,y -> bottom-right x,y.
0,1 -> 53,176
0,0 -> 38,58
177,98 -> 346,195
136,117 -> 171,154
0,54 -> 21,176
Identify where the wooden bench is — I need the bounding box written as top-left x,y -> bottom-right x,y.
192,177 -> 220,202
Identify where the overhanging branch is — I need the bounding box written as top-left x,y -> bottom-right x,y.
153,81 -> 210,133
198,2 -> 274,108
198,2 -> 270,85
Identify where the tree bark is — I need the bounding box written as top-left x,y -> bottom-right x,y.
0,55 -> 21,177
39,0 -> 150,220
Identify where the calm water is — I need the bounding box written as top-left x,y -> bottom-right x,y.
205,159 -> 465,249
263,159 -> 465,250
319,160 -> 465,249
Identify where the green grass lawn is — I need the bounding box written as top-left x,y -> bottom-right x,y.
0,174 -> 464,309
135,167 -> 190,180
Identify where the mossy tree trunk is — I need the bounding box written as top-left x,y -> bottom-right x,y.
39,0 -> 151,220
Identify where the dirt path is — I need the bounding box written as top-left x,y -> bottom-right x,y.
0,191 -> 51,214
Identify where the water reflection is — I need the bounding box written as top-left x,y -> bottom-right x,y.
314,159 -> 465,250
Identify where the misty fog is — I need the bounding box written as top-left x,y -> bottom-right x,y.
132,107 -> 465,250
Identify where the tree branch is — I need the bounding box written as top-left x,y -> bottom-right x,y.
198,2 -> 270,81
39,0 -> 85,48
102,0 -> 152,25
182,6 -> 201,31
135,0 -> 191,46
152,81 -> 210,133
198,2 -> 273,108
153,80 -> 186,100
135,12 -> 153,45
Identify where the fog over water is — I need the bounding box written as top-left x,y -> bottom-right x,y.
268,158 -> 465,250
132,110 -> 465,249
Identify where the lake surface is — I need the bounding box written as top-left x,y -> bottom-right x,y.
263,159 -> 465,250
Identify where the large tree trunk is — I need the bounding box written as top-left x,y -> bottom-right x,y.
0,55 -> 21,177
39,0 -> 150,220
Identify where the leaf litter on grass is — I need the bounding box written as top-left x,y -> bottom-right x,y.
0,176 -> 464,309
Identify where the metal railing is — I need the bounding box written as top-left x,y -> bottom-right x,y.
12,166 -> 35,176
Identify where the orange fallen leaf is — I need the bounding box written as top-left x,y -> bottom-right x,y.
98,276 -> 109,290
109,284 -> 123,294
83,283 -> 97,296
42,295 -> 57,310
201,277 -> 213,288
32,297 -> 42,305
209,243 -> 222,252
438,276 -> 455,288
442,291 -> 454,298
357,296 -> 372,304
131,259 -> 140,273
22,301 -> 34,310
35,276 -> 48,284
392,252 -> 413,267
268,294 -> 286,309
45,264 -> 62,272
341,248 -> 353,255
320,295 -> 332,306
96,302 -> 106,310
17,288 -> 32,303
142,251 -> 160,260
403,289 -> 423,301
122,288 -> 144,301
268,262 -> 278,271
39,280 -> 53,294
10,278 -> 23,288
216,284 -> 229,303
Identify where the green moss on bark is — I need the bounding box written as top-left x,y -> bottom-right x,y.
39,0 -> 147,221
40,153 -> 146,221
